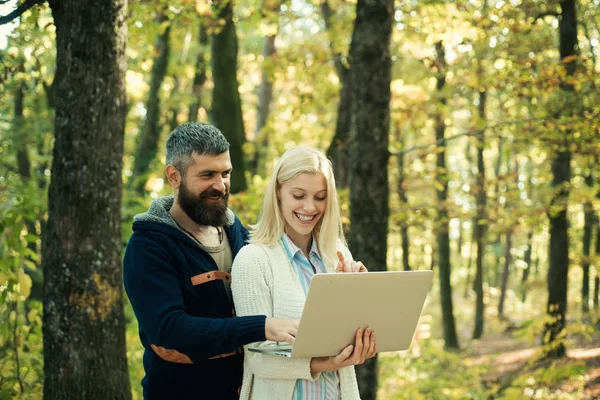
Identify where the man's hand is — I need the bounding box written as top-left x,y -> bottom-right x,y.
335,251 -> 368,273
310,328 -> 377,373
265,317 -> 299,344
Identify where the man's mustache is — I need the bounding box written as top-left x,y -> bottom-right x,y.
200,188 -> 228,199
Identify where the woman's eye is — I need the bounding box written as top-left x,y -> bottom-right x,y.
293,195 -> 304,200
315,197 -> 326,201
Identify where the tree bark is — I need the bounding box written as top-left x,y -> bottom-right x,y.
210,0 -> 247,193
347,0 -> 393,397
43,1 -> 131,399
131,13 -> 170,194
543,0 -> 576,359
434,41 -> 459,350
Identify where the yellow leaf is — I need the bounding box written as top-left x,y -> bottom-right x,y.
0,272 -> 8,286
562,55 -> 577,64
196,1 -> 212,16
18,269 -> 32,299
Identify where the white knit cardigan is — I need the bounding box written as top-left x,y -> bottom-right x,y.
231,241 -> 360,400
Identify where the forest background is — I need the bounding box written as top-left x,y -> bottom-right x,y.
1,0 -> 600,399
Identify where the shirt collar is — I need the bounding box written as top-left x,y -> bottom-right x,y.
281,233 -> 322,260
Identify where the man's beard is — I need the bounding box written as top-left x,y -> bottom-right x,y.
178,182 -> 229,227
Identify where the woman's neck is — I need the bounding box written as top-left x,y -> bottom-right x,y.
286,230 -> 312,258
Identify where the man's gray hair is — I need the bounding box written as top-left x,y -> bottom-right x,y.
166,122 -> 230,174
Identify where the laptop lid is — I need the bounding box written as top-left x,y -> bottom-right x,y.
289,270 -> 433,358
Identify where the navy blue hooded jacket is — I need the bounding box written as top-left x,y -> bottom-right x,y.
123,196 -> 266,399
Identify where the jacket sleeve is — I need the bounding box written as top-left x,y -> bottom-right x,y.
123,233 -> 266,363
231,245 -> 320,381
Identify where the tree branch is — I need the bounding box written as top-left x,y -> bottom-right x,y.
0,0 -> 42,26
392,114 -> 600,156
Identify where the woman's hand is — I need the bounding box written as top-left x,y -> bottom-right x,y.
310,328 -> 377,373
335,251 -> 368,273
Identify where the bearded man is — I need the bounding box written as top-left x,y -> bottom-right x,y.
124,122 -> 298,399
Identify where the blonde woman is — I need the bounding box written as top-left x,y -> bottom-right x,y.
231,146 -> 376,400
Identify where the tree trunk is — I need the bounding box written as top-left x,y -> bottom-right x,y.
521,157 -> 535,302
521,230 -> 534,302
395,124 -> 411,271
464,220 -> 475,298
251,33 -> 277,175
490,137 -> 503,288
594,275 -> 600,311
473,73 -> 487,339
189,23 -> 209,122
433,41 -> 459,350
131,14 -> 170,194
14,75 -> 44,301
347,0 -> 393,397
543,0 -> 576,359
322,0 -> 351,188
595,188 -> 600,311
210,0 -> 247,193
581,172 -> 594,313
43,1 -> 131,399
497,228 -> 512,319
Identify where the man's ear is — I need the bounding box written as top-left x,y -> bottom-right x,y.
165,165 -> 181,189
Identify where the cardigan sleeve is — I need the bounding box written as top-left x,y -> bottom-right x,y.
123,233 -> 266,363
231,244 -> 320,381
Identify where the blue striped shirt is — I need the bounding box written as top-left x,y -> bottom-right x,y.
280,234 -> 341,400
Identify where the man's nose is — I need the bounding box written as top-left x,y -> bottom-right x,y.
213,177 -> 227,193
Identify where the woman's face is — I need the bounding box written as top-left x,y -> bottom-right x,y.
278,172 -> 327,244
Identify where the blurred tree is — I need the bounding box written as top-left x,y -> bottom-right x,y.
251,0 -> 282,176
131,10 -> 171,195
433,40 -> 459,350
582,168 -> 594,313
188,21 -> 209,122
322,0 -> 351,188
543,0 -> 577,359
347,0 -> 393,397
211,0 -> 247,193
472,2 -> 488,338
394,124 -> 411,271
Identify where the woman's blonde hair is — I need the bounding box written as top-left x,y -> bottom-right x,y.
250,146 -> 346,269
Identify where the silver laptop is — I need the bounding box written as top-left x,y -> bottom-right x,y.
248,270 -> 433,358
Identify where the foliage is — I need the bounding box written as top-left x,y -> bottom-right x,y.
378,338 -> 491,399
497,359 -> 588,400
0,181 -> 44,399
